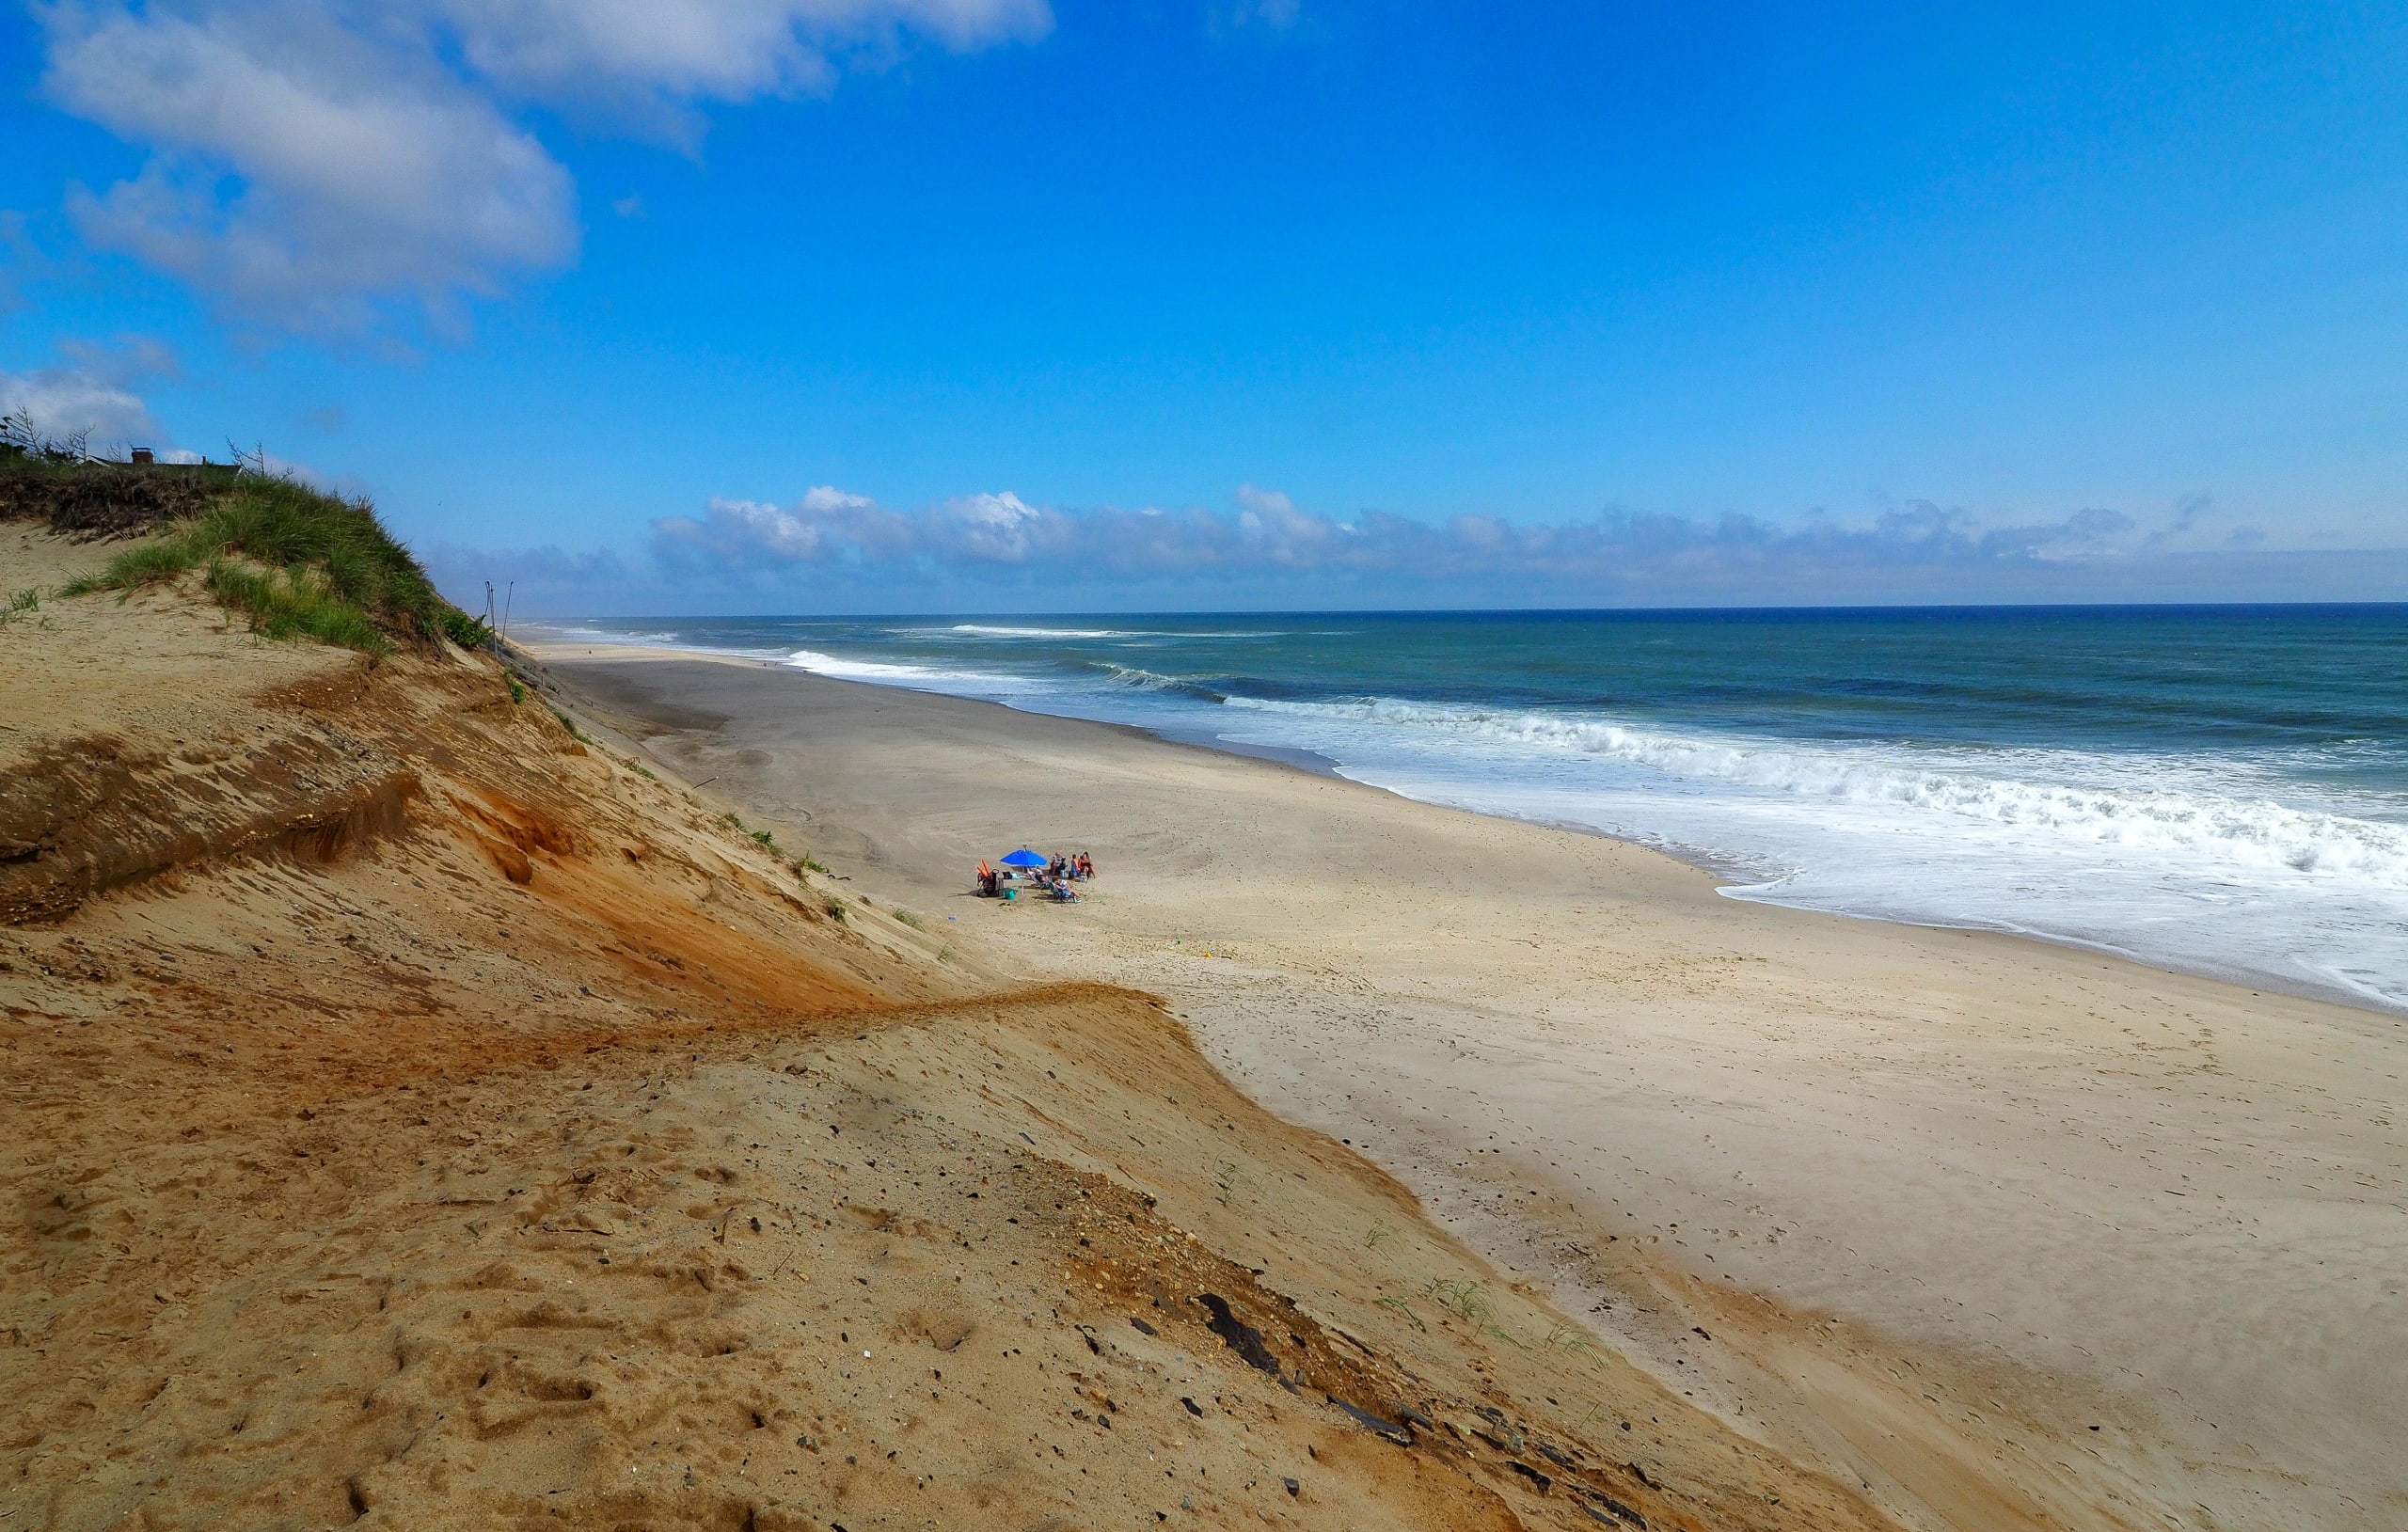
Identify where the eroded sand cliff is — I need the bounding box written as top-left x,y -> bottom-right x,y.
1,521 -> 1893,1530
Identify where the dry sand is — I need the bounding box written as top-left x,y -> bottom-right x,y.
531,641 -> 2408,1532
2,523 -> 1896,1532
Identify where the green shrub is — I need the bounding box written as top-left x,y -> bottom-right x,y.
892,908 -> 924,929
506,675 -> 527,704
439,608 -> 493,648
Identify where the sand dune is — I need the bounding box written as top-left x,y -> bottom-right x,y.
533,642 -> 2408,1532
1,522 -> 1892,1531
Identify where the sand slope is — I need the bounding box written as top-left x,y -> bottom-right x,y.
0,526 -> 1894,1531
531,643 -> 2408,1532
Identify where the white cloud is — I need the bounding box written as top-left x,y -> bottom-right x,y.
0,335 -> 185,447
656,485 -> 1075,572
34,0 -> 1051,329
648,482 -> 2321,598
0,367 -> 153,446
438,0 -> 1051,131
654,489 -> 859,564
45,6 -> 576,330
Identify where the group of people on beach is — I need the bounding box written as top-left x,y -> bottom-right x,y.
974,851 -> 1094,902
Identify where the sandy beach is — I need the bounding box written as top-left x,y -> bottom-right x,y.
535,640 -> 2408,1532
10,520 -> 1909,1532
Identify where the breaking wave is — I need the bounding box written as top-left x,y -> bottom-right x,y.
948,624 -> 1143,639
782,648 -> 1010,687
1220,693 -> 2408,892
1088,663 -> 1228,703
939,624 -> 1283,640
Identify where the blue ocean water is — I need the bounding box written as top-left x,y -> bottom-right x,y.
554,607 -> 2408,1015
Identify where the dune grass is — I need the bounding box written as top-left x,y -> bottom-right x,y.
62,473 -> 478,657
201,559 -> 387,651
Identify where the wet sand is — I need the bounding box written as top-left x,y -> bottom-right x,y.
536,641 -> 2408,1532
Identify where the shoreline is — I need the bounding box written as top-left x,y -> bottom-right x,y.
518,631 -> 2404,1022
529,637 -> 2408,1532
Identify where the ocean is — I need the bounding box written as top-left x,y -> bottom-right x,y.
549,607 -> 2408,1016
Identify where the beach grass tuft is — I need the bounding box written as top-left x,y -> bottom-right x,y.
1424,1277 -> 1495,1326
1215,1161 -> 1245,1205
1541,1321 -> 1600,1364
204,557 -> 386,652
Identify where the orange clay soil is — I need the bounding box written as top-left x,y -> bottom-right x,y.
0,524 -> 1898,1531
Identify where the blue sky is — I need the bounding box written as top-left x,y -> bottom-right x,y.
4,1 -> 2405,611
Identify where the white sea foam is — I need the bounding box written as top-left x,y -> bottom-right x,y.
782,648 -> 1014,688
547,624 -> 711,647
941,624 -> 1281,640
948,624 -> 1141,639
1221,694 -> 2408,893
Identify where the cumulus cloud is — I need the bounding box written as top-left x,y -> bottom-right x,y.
0,367 -> 152,446
34,0 -> 1051,328
44,6 -> 576,330
0,336 -> 185,446
439,0 -> 1050,134
649,482 -> 2248,597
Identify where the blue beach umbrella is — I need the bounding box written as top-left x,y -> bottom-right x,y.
999,848 -> 1048,868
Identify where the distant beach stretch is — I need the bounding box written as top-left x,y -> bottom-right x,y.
545,606 -> 2408,1016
